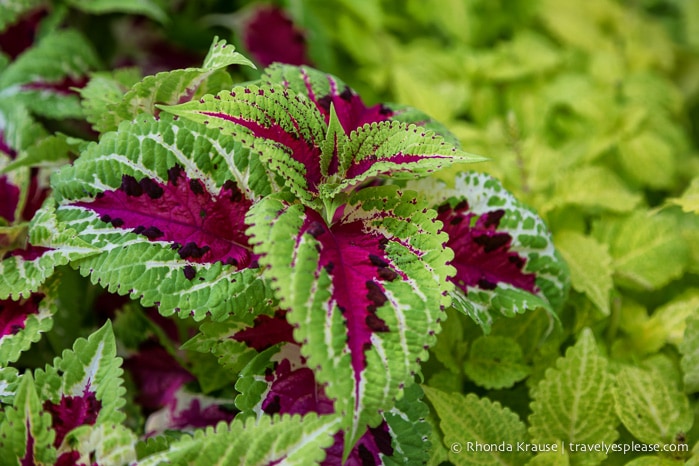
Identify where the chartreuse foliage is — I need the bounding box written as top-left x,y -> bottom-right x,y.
680,317 -> 699,393
613,364 -> 692,447
2,0 -> 699,465
529,329 -> 617,465
424,385 -> 531,466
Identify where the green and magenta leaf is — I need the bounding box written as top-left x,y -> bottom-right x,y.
411,172 -> 569,332
247,185 -> 454,454
50,114 -> 275,319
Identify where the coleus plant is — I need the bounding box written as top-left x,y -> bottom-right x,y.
0,35 -> 569,464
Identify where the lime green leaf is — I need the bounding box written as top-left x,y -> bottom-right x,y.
425,410 -> 450,466
64,0 -> 167,22
538,0 -> 623,53
423,385 -> 531,466
644,290 -> 699,350
593,211 -> 688,290
491,308 -> 554,361
668,177 -> 699,214
680,317 -> 699,393
612,299 -> 657,357
544,166 -> 642,214
474,31 -> 561,82
613,365 -> 692,445
618,131 -> 676,189
527,450 -> 570,466
464,336 -> 530,389
138,414 -> 341,466
624,457 -> 683,466
430,308 -> 468,374
554,231 -> 612,315
684,0 -> 699,48
0,373 -> 56,465
529,329 -> 617,466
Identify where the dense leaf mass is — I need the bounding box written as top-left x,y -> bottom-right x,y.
3,1 -> 697,464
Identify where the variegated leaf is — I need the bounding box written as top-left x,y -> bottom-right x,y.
90,36 -> 255,133
1,199 -> 99,301
138,414 -> 341,466
409,172 -> 569,332
144,388 -> 235,437
0,29 -> 100,119
220,311 -> 429,465
61,423 -> 137,466
49,113 -> 276,320
1,323 -> 132,464
260,64 -> 395,133
161,65 -> 484,205
261,63 -> 462,148
0,373 -> 56,465
162,83 -> 326,203
0,366 -> 19,403
33,322 -> 125,426
246,185 -> 454,455
0,291 -> 53,365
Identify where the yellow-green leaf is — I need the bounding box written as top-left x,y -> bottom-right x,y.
680,317 -> 699,393
593,212 -> 688,290
554,231 -> 613,315
613,366 -> 692,445
529,329 -> 617,466
423,386 -> 531,466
